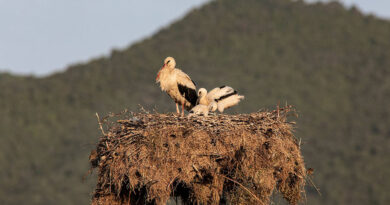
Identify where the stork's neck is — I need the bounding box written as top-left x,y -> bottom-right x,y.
166,66 -> 175,70
199,95 -> 209,105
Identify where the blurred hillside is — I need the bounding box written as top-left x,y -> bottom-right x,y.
1,0 -> 389,204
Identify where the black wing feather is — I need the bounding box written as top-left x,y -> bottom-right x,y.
215,90 -> 237,102
178,84 -> 198,106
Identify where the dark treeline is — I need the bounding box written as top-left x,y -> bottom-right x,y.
0,0 -> 389,204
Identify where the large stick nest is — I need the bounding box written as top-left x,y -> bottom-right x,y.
90,106 -> 307,205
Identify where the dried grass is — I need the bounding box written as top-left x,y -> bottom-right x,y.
89,106 -> 306,205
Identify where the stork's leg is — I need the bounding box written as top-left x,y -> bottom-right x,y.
176,103 -> 180,114
181,103 -> 185,117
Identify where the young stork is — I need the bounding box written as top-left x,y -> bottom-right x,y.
197,85 -> 244,113
156,57 -> 198,116
188,102 -> 217,117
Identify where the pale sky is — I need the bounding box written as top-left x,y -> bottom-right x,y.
0,0 -> 209,75
0,0 -> 389,76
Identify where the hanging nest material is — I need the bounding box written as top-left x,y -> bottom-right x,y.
89,106 -> 307,205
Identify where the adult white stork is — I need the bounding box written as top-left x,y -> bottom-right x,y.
197,85 -> 244,113
156,57 -> 198,116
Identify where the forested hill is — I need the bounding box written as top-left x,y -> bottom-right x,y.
1,0 -> 390,204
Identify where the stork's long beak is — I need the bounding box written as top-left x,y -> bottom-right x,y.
156,64 -> 165,82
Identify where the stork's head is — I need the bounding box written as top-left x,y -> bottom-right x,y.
198,88 -> 208,97
156,56 -> 176,82
164,56 -> 176,69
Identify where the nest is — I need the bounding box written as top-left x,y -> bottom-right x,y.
90,106 -> 306,205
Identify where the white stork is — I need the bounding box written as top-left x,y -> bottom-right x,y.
196,85 -> 244,113
156,57 -> 198,116
188,102 -> 217,117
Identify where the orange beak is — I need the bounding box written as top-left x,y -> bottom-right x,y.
156,64 -> 165,81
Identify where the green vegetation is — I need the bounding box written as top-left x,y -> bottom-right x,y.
1,0 -> 389,204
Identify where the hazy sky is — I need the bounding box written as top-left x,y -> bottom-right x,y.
0,0 -> 209,75
0,0 -> 389,76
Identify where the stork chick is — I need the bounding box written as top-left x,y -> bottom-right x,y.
197,86 -> 244,113
156,57 -> 198,116
188,102 -> 217,117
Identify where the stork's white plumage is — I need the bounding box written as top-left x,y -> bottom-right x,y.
197,85 -> 244,113
188,102 -> 217,117
156,57 -> 198,116
188,104 -> 209,117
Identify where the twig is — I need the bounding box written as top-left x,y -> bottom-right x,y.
192,164 -> 203,180
167,175 -> 178,191
192,164 -> 199,172
192,164 -> 200,173
220,175 -> 262,203
298,138 -> 302,150
96,112 -> 106,135
307,175 -> 321,196
109,168 -> 112,194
